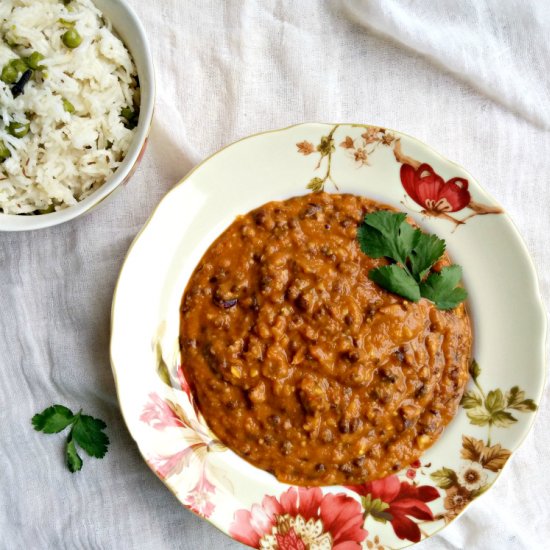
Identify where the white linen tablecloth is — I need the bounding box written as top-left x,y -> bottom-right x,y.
1,1 -> 549,548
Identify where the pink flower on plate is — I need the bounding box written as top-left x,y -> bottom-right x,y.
149,443 -> 205,479
184,468 -> 217,518
348,475 -> 439,543
230,486 -> 367,549
140,392 -> 186,430
141,393 -> 227,481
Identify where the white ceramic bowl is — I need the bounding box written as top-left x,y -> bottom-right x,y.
0,0 -> 155,232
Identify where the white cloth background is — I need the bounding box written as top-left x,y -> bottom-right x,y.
1,1 -> 549,548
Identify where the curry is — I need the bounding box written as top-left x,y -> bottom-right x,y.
179,193 -> 472,486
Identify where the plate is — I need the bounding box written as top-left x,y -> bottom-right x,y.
110,123 -> 546,549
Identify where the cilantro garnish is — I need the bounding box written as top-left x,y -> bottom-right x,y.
357,211 -> 467,310
369,264 -> 420,302
32,405 -> 109,472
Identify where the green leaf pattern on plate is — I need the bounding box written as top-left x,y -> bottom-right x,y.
427,361 -> 537,525
460,360 -> 537,434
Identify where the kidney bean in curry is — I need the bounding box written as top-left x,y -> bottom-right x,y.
180,193 -> 472,486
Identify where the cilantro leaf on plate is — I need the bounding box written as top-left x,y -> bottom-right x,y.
409,232 -> 446,282
358,211 -> 411,264
357,222 -> 391,259
31,404 -> 109,472
369,265 -> 421,302
419,265 -> 468,310
32,405 -> 75,434
357,211 -> 467,309
397,221 -> 421,264
72,414 -> 109,458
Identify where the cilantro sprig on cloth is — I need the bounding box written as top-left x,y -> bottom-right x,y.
32,405 -> 109,472
357,211 -> 467,309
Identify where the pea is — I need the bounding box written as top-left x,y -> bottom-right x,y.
0,140 -> 10,162
58,18 -> 75,28
10,58 -> 28,73
62,28 -> 82,49
133,87 -> 141,107
62,98 -> 75,113
121,107 -> 138,129
40,204 -> 56,214
1,64 -> 18,84
26,52 -> 45,70
8,122 -> 30,138
121,107 -> 134,120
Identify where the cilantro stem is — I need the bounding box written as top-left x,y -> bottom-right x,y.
71,409 -> 82,428
66,409 -> 82,447
402,262 -> 414,280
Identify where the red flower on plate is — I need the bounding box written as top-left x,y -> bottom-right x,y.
400,163 -> 471,214
230,486 -> 367,549
348,475 -> 439,543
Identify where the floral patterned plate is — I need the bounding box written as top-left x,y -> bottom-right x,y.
110,123 -> 546,549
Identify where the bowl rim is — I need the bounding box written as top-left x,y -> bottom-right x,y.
110,121 -> 547,548
0,0 -> 156,232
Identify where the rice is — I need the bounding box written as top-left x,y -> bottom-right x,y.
0,0 -> 139,214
